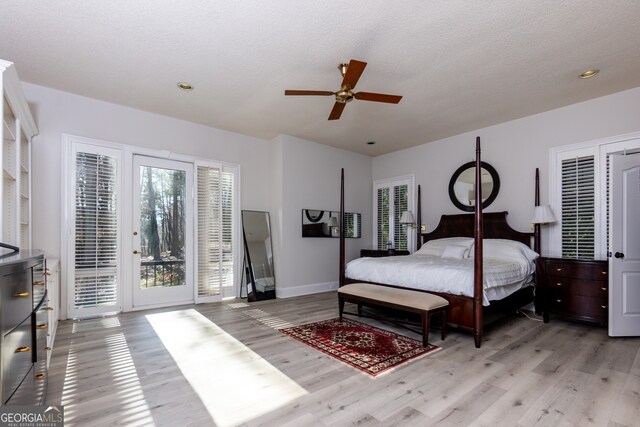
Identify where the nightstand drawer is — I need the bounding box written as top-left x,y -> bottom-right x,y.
546,276 -> 608,298
543,259 -> 608,280
548,294 -> 608,323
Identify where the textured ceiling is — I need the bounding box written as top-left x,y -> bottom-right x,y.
1,1 -> 639,156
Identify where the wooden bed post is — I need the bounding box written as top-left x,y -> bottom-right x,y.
473,137 -> 484,348
416,185 -> 422,251
534,168 -> 541,255
339,168 -> 345,287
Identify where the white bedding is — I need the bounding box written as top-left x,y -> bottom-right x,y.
345,239 -> 538,306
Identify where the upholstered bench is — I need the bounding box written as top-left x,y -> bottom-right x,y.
338,283 -> 449,347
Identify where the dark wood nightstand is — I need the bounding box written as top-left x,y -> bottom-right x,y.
538,257 -> 608,325
360,249 -> 410,258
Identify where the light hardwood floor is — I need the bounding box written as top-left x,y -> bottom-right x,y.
47,292 -> 640,426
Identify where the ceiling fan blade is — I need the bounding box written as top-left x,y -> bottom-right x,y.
285,90 -> 334,96
354,92 -> 402,104
328,102 -> 346,120
341,59 -> 367,89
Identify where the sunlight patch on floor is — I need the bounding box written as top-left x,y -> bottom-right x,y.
146,309 -> 307,427
61,328 -> 153,426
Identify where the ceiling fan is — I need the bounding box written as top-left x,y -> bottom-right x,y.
284,59 -> 403,120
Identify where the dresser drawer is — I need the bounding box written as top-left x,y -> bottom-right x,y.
549,294 -> 608,323
2,318 -> 34,403
545,276 -> 608,298
543,259 -> 608,280
1,268 -> 33,334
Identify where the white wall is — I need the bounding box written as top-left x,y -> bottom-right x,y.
272,135 -> 372,297
373,87 -> 640,255
23,83 -> 272,261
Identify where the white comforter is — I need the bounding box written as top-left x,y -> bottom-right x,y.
345,253 -> 535,306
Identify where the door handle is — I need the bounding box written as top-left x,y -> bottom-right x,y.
133,250 -> 140,255
614,252 -> 625,259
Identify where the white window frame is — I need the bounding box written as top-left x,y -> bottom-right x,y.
549,131 -> 640,259
61,134 -> 241,319
372,175 -> 415,252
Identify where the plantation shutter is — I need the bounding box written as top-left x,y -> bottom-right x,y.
393,184 -> 408,251
73,150 -> 120,310
561,155 -> 595,259
196,166 -> 234,300
376,187 -> 389,249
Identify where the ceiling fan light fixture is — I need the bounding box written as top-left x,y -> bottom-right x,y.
177,82 -> 193,91
579,69 -> 599,79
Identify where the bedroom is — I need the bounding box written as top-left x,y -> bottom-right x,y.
1,1 -> 640,426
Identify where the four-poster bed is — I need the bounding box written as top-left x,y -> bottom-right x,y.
338,137 -> 539,348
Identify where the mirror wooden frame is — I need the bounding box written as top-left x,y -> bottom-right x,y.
448,161 -> 500,212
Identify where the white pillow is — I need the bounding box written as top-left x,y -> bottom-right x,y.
441,244 -> 468,259
415,237 -> 474,257
470,239 -> 539,263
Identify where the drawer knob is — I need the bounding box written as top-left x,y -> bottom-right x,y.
556,282 -> 563,286
36,324 -> 48,329
601,287 -> 607,291
556,268 -> 562,271
601,305 -> 607,309
34,373 -> 47,380
556,299 -> 562,303
33,280 -> 45,286
16,346 -> 31,353
602,271 -> 607,275
14,292 -> 30,298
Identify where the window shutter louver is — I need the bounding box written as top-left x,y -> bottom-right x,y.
196,166 -> 235,298
74,152 -> 119,308
393,184 -> 408,250
561,156 -> 595,259
376,187 -> 389,249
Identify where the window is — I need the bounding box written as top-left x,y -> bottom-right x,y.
196,164 -> 237,302
70,143 -> 122,315
373,176 -> 414,251
551,134 -> 640,259
560,155 -> 595,259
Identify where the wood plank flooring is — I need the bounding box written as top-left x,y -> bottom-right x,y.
46,292 -> 640,426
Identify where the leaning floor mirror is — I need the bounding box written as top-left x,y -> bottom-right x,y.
242,210 -> 276,301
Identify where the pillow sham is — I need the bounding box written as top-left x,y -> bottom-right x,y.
415,237 -> 474,257
469,239 -> 539,263
441,244 -> 469,259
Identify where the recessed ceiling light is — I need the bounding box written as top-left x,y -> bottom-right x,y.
177,82 -> 193,91
579,69 -> 599,79
367,141 -> 376,145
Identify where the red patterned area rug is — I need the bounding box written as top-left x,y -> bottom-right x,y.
279,318 -> 440,377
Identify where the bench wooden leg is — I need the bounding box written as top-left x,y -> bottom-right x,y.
440,309 -> 447,340
357,303 -> 362,317
421,310 -> 429,347
339,295 -> 345,322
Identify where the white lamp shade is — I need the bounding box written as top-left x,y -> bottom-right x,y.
400,211 -> 415,225
531,205 -> 557,224
327,217 -> 339,227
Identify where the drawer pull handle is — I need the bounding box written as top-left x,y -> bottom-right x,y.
601,305 -> 607,309
16,346 -> 31,353
556,299 -> 562,303
33,280 -> 45,286
601,287 -> 607,291
602,271 -> 607,275
36,324 -> 48,329
14,292 -> 30,298
34,373 -> 47,380
556,282 -> 562,286
44,346 -> 52,352
556,268 -> 562,271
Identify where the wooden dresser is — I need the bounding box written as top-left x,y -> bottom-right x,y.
538,257 -> 608,325
0,250 -> 48,405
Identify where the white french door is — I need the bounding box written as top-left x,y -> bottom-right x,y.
609,153 -> 640,336
132,155 -> 194,308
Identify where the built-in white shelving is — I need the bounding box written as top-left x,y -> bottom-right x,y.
1,60 -> 38,250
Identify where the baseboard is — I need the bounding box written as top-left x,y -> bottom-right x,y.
277,281 -> 338,298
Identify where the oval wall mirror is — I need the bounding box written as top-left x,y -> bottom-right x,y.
448,161 -> 500,212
